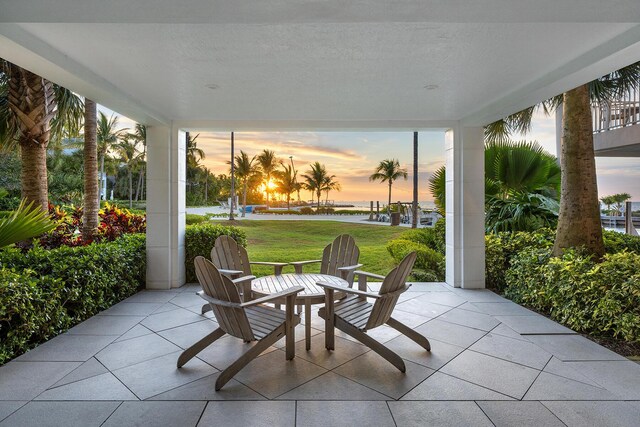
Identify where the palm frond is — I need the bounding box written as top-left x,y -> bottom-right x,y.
0,199 -> 56,248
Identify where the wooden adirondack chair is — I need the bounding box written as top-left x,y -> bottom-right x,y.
178,256 -> 303,390
290,234 -> 362,285
317,252 -> 430,372
202,235 -> 289,314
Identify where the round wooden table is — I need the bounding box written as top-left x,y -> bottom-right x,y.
251,273 -> 349,350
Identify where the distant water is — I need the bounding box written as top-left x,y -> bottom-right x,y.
332,200 -> 437,210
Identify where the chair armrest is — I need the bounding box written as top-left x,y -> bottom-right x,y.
231,275 -> 256,285
316,280 -> 381,299
290,260 -> 322,274
249,261 -> 289,267
219,268 -> 244,277
354,270 -> 385,280
197,290 -> 241,308
337,264 -> 363,272
289,260 -> 322,266
249,261 -> 288,275
240,286 -> 305,308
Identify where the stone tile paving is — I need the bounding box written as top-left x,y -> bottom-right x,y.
1,283 -> 639,426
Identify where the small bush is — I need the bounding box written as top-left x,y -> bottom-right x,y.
299,207 -> 314,215
485,228 -> 555,291
386,239 -> 444,281
0,234 -> 146,363
397,225 -> 445,254
603,229 -> 640,254
186,213 -> 207,225
185,223 -> 247,282
505,248 -> 640,342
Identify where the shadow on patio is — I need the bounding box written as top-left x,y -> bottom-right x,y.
1,283 -> 640,426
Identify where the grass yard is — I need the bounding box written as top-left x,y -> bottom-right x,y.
213,220 -> 405,277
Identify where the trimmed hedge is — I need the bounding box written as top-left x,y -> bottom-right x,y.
185,223 -> 247,282
505,248 -> 640,342
386,239 -> 444,281
186,213 -> 207,225
0,234 -> 146,364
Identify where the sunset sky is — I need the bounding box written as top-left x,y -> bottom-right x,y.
108,108 -> 640,203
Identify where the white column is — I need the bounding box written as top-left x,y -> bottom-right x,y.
445,126 -> 485,289
146,125 -> 186,289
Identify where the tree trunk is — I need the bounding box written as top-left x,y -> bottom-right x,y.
316,190 -> 321,209
19,140 -> 49,211
412,131 -> 418,229
7,65 -> 56,212
387,181 -> 393,216
204,175 -> 208,204
128,169 -> 133,209
287,194 -> 290,210
242,180 -> 248,217
82,99 -> 99,240
553,84 -> 604,258
99,154 -> 105,201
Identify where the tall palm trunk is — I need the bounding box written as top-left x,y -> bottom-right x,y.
128,169 -> 133,209
8,66 -> 56,211
553,84 -> 604,258
316,190 -> 321,209
82,99 -> 99,240
387,181 -> 393,216
241,180 -> 248,217
99,154 -> 105,200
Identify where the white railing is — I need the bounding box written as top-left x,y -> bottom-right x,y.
592,85 -> 640,133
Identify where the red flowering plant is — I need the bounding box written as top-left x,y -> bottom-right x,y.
20,203 -> 146,250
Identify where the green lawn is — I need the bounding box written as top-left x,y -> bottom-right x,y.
213,220 -> 405,277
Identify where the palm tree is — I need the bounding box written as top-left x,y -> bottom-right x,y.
486,61 -> 640,258
97,112 -> 128,200
0,60 -> 84,211
130,124 -> 146,201
256,149 -> 278,208
302,162 -> 330,209
82,99 -> 99,240
115,136 -> 141,208
186,133 -> 205,167
428,140 -> 561,232
274,163 -> 300,210
370,159 -> 408,215
0,199 -> 56,248
322,175 -> 341,204
232,151 -> 260,217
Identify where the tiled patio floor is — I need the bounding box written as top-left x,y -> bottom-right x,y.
2,283 -> 640,426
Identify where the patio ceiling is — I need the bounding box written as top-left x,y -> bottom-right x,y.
1,1 -> 640,129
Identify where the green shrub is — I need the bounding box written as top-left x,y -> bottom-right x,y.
0,269 -> 68,364
186,213 -> 207,225
0,234 -> 146,363
299,207 -> 314,215
505,248 -> 640,342
603,229 -> 640,254
185,223 -> 247,282
386,239 -> 444,281
484,228 -> 555,291
398,225 -> 445,254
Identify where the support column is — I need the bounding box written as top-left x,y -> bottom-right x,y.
445,126 -> 485,288
146,125 -> 186,289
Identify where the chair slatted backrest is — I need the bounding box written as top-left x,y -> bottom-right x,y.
194,256 -> 255,341
365,251 -> 416,330
210,235 -> 252,276
320,234 -> 360,277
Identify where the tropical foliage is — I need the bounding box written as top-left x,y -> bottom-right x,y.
302,162 -> 340,208
0,199 -> 56,248
429,141 -> 560,232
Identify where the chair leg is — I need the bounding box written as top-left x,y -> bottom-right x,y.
177,327 -> 225,368
386,317 -> 431,351
335,317 -> 406,372
324,289 -> 335,351
201,303 -> 212,315
215,325 -> 285,390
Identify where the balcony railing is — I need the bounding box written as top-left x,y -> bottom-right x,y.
592,85 -> 640,133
